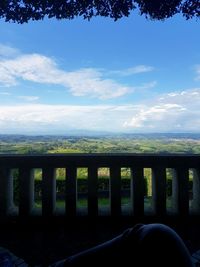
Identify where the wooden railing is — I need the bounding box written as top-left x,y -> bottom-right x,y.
0,154 -> 200,219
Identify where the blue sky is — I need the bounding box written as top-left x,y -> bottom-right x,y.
0,13 -> 200,134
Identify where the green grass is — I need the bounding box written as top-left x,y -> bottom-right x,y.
32,196 -> 195,212
35,197 -> 149,208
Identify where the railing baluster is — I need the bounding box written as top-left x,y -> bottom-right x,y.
65,166 -> 77,216
152,167 -> 166,216
172,169 -> 177,213
110,166 -> 121,216
192,168 -> 200,214
0,168 -> 13,216
131,167 -> 144,217
42,167 -> 56,216
172,167 -> 189,216
19,167 -> 34,216
88,166 -> 98,216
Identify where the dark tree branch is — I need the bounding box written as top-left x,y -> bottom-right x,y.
0,0 -> 199,23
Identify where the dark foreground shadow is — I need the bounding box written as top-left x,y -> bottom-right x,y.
0,216 -> 200,266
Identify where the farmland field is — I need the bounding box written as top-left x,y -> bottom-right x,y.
0,133 -> 200,154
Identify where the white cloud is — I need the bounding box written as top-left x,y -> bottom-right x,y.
0,104 -> 139,133
0,46 -> 156,99
124,65 -> 155,75
0,52 -> 131,99
0,64 -> 17,87
124,104 -> 185,128
133,81 -> 157,91
0,54 -> 59,86
124,88 -> 200,132
0,44 -> 19,58
18,96 -> 39,101
111,65 -> 154,76
0,91 -> 11,95
195,65 -> 200,80
63,68 -> 130,99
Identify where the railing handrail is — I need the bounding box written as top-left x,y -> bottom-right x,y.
0,153 -> 200,168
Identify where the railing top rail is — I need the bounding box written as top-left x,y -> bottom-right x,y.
0,153 -> 200,168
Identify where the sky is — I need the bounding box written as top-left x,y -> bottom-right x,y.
0,11 -> 200,134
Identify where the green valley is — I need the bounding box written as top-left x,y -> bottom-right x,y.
0,133 -> 200,154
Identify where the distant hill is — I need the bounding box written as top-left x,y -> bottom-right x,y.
120,133 -> 200,140
0,132 -> 200,142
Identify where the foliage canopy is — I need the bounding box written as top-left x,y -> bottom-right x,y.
0,0 -> 199,23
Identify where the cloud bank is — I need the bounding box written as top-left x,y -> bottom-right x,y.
0,87 -> 200,133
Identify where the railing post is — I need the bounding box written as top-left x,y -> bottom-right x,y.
131,167 -> 144,217
0,168 -> 13,216
42,167 -> 56,216
65,166 -> 77,217
172,167 -> 189,216
192,168 -> 200,214
19,167 -> 34,216
88,166 -> 98,216
110,166 -> 121,216
152,167 -> 166,216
